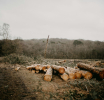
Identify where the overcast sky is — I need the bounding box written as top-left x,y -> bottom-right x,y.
0,0 -> 104,41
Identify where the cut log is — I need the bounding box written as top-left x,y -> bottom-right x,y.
26,65 -> 35,70
65,67 -> 82,79
65,67 -> 76,79
27,64 -> 43,71
69,72 -> 76,79
34,64 -> 41,70
43,69 -> 48,72
75,71 -> 82,79
60,73 -> 69,81
35,70 -> 39,73
101,63 -> 104,65
26,64 -> 39,70
91,61 -> 101,67
42,65 -> 47,71
15,67 -> 20,71
47,65 -> 50,69
42,65 -> 50,72
32,70 -> 35,73
58,60 -> 66,63
77,63 -> 104,79
80,70 -> 92,79
51,65 -> 65,74
44,67 -> 52,82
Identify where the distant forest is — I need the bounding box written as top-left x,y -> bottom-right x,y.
0,38 -> 104,59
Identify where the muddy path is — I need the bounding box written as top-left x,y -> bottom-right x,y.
0,64 -> 36,100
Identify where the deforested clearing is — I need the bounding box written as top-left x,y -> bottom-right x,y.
0,58 -> 104,100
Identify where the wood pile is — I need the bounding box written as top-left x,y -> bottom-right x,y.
26,62 -> 104,82
77,63 -> 104,79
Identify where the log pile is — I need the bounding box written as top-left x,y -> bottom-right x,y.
26,62 -> 104,82
77,63 -> 104,79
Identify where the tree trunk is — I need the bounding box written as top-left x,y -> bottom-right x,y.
44,67 -> 52,82
51,65 -> 65,74
77,63 -> 104,79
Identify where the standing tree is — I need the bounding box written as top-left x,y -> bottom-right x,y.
0,23 -> 10,40
2,23 -> 10,39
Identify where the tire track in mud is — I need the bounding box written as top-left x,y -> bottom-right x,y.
0,67 -> 36,100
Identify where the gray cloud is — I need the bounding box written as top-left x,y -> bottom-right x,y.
0,0 -> 104,41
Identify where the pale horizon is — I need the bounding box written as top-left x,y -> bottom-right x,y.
0,0 -> 104,41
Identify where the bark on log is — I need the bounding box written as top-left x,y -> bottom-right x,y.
26,65 -> 35,70
27,64 -> 42,71
77,63 -> 104,79
60,73 -> 69,81
91,61 -> 101,67
44,67 -> 52,82
51,65 -> 65,74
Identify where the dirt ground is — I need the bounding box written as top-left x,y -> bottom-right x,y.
0,59 -> 104,100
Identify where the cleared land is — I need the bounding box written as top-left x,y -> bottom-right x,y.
0,59 -> 104,100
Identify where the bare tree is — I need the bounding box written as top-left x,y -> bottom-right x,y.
0,23 -> 10,39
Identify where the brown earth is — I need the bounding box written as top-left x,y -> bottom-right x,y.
0,60 -> 104,100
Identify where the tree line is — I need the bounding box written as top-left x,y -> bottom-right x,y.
0,38 -> 104,59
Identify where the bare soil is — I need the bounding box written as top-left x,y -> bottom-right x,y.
0,59 -> 104,100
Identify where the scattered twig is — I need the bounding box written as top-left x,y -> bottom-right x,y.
87,79 -> 93,87
85,85 -> 89,92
